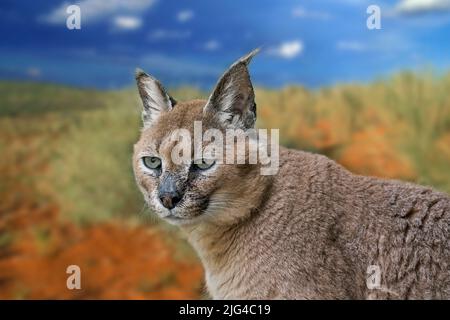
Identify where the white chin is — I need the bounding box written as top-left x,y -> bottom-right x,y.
162,213 -> 203,226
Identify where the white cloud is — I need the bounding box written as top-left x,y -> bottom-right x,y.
40,0 -> 155,24
268,41 -> 303,59
113,16 -> 142,30
337,41 -> 366,51
203,40 -> 220,51
292,7 -> 331,20
177,10 -> 194,23
336,33 -> 413,56
148,29 -> 191,41
396,0 -> 450,14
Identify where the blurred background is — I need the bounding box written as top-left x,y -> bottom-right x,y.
1,0 -> 450,299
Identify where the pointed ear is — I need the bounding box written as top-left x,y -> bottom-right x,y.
135,68 -> 177,127
203,48 -> 259,130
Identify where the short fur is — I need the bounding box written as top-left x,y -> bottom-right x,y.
132,51 -> 450,299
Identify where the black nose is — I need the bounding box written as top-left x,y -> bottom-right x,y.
159,191 -> 182,210
158,174 -> 183,210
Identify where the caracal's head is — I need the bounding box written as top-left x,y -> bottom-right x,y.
133,49 -> 272,226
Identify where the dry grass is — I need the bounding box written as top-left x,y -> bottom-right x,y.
0,72 -> 449,299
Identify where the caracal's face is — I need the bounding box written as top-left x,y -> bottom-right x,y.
133,100 -> 259,226
132,49 -> 263,226
134,101 -> 218,225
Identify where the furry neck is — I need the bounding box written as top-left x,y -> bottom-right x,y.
180,174 -> 272,274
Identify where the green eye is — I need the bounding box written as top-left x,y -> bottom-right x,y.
193,159 -> 215,170
142,156 -> 161,170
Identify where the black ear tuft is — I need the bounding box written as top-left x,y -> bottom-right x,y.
135,68 -> 148,80
238,47 -> 260,66
135,68 -> 177,127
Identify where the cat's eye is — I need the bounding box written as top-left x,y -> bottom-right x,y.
192,159 -> 216,171
142,156 -> 161,170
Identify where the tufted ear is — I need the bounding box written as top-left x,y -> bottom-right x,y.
135,68 -> 177,127
203,48 -> 259,130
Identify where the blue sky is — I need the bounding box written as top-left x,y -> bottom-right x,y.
0,0 -> 450,89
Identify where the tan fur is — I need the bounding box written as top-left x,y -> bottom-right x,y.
132,54 -> 450,300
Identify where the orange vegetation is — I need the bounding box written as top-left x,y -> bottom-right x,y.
0,198 -> 203,299
338,127 -> 416,180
